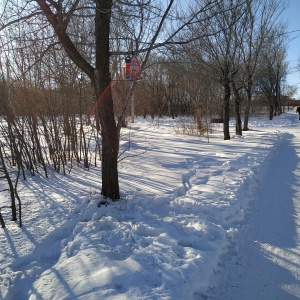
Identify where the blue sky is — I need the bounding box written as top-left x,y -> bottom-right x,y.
281,0 -> 300,98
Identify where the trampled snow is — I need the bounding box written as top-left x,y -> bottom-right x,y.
0,110 -> 299,299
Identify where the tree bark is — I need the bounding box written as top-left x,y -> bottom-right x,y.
223,80 -> 231,140
243,84 -> 252,131
94,0 -> 120,200
232,80 -> 242,136
94,72 -> 120,200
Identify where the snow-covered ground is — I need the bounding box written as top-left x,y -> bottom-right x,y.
0,110 -> 299,300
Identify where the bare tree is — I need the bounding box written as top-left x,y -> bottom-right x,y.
190,0 -> 250,140
241,0 -> 287,130
29,0 -> 222,199
256,26 -> 288,120
27,0 -> 119,199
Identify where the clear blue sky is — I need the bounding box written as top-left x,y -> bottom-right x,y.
281,0 -> 300,99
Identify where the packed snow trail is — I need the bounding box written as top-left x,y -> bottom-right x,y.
207,116 -> 300,299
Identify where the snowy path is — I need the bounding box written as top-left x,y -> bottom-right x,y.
208,118 -> 300,299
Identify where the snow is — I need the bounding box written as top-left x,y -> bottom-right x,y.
206,126 -> 300,299
0,110 -> 299,299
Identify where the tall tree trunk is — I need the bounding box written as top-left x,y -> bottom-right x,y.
232,81 -> 242,136
223,80 -> 231,140
269,102 -> 274,120
243,86 -> 252,131
95,0 -> 120,200
94,74 -> 120,200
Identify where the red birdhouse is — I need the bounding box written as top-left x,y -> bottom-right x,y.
123,54 -> 141,80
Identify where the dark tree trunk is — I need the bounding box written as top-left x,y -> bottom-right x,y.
95,0 -> 120,200
232,81 -> 242,136
235,101 -> 242,136
94,76 -> 120,200
269,104 -> 274,120
274,96 -> 278,116
243,86 -> 252,131
223,81 -> 231,140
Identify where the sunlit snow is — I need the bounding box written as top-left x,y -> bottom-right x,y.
1,110 -> 300,299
